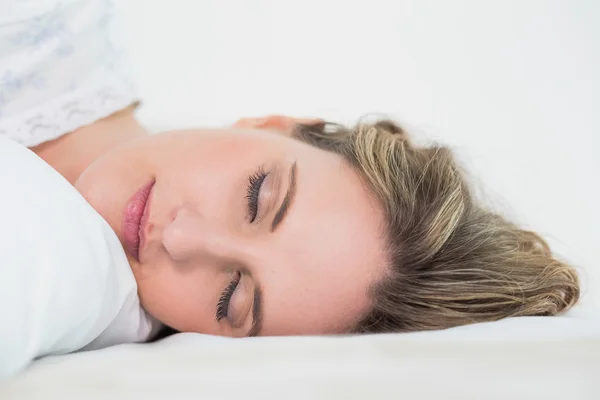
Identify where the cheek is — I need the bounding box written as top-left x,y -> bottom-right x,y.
155,133 -> 261,172
136,266 -> 216,333
156,138 -> 270,211
75,142 -> 153,229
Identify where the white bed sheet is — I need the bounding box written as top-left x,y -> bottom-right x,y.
2,0 -> 599,398
2,317 -> 600,399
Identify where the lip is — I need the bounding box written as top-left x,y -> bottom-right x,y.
122,179 -> 155,262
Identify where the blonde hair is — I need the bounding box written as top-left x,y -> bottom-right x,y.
293,120 -> 580,333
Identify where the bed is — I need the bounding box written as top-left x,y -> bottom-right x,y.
1,0 -> 599,398
2,317 -> 600,399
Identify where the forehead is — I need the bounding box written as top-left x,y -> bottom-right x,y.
259,140 -> 388,335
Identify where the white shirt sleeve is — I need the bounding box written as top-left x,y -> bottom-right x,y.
0,0 -> 138,147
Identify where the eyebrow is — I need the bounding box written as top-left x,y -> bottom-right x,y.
247,284 -> 263,337
270,161 -> 297,232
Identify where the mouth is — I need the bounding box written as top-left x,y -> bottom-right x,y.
122,179 -> 155,262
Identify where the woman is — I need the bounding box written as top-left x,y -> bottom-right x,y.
1,0 -> 580,338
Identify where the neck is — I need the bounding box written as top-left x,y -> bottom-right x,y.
31,105 -> 148,185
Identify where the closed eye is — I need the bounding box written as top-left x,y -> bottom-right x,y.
216,271 -> 241,321
246,167 -> 268,222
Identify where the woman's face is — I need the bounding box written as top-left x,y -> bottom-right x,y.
75,121 -> 387,337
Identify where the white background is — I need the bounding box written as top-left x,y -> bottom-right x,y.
115,0 -> 599,316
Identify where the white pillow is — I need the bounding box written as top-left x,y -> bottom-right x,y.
0,137 -> 157,380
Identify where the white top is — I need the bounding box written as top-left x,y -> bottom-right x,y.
0,0 -> 138,147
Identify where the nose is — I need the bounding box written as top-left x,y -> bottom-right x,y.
162,207 -> 239,263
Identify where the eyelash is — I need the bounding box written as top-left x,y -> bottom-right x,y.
216,271 -> 241,322
246,167 -> 268,222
